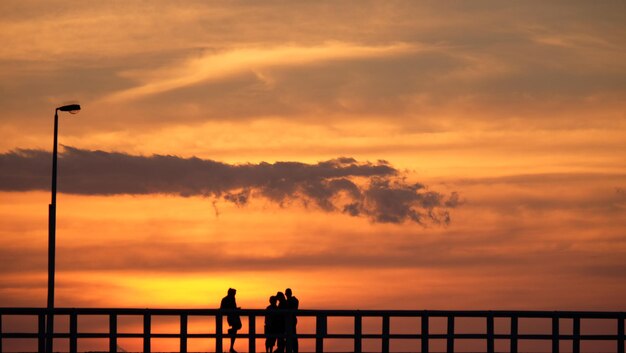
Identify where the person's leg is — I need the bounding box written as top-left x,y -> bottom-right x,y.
268,337 -> 275,353
285,318 -> 292,353
276,337 -> 284,353
286,329 -> 292,353
228,327 -> 237,352
293,325 -> 298,353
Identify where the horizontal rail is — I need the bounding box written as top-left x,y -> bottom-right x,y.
0,308 -> 624,353
1,307 -> 625,317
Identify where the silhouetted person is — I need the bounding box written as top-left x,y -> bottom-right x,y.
285,288 -> 299,353
220,288 -> 242,353
265,296 -> 278,352
274,291 -> 287,353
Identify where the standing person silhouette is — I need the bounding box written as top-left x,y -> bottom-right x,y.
220,288 -> 242,353
265,296 -> 278,353
285,288 -> 299,353
274,292 -> 287,353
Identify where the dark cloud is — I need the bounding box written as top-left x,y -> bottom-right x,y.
0,147 -> 457,224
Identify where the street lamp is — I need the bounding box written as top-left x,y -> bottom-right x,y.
47,104 -> 80,352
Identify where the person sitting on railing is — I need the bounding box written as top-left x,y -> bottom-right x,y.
220,288 -> 242,353
265,295 -> 279,352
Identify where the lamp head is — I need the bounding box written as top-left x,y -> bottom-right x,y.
57,104 -> 81,114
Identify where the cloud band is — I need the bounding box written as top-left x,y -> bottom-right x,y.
0,147 -> 457,224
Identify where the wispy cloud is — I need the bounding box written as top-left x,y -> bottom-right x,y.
0,147 -> 457,225
102,42 -> 420,102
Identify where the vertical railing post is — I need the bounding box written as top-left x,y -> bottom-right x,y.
69,311 -> 78,353
552,314 -> 559,353
618,314 -> 624,353
180,314 -> 188,353
421,311 -> 429,353
38,313 -> 45,353
249,314 -> 256,353
382,315 -> 390,353
573,316 -> 580,353
143,312 -> 151,353
216,313 -> 223,353
354,312 -> 362,353
446,315 -> 454,353
316,314 -> 327,353
487,313 -> 494,353
109,314 -> 117,353
510,315 -> 518,353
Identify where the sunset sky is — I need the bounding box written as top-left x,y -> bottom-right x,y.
1,1 -> 625,343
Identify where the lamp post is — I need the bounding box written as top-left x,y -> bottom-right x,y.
47,104 -> 80,352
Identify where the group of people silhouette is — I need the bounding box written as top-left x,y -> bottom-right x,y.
264,288 -> 299,353
220,288 -> 300,353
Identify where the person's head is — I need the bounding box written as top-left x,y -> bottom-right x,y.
269,295 -> 277,306
276,291 -> 286,302
285,288 -> 292,298
228,288 -> 237,297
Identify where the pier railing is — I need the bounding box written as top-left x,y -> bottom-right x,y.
0,308 -> 624,352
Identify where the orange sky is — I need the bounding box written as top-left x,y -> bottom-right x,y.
0,2 -> 625,351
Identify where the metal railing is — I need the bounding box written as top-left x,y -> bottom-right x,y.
0,308 -> 624,352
